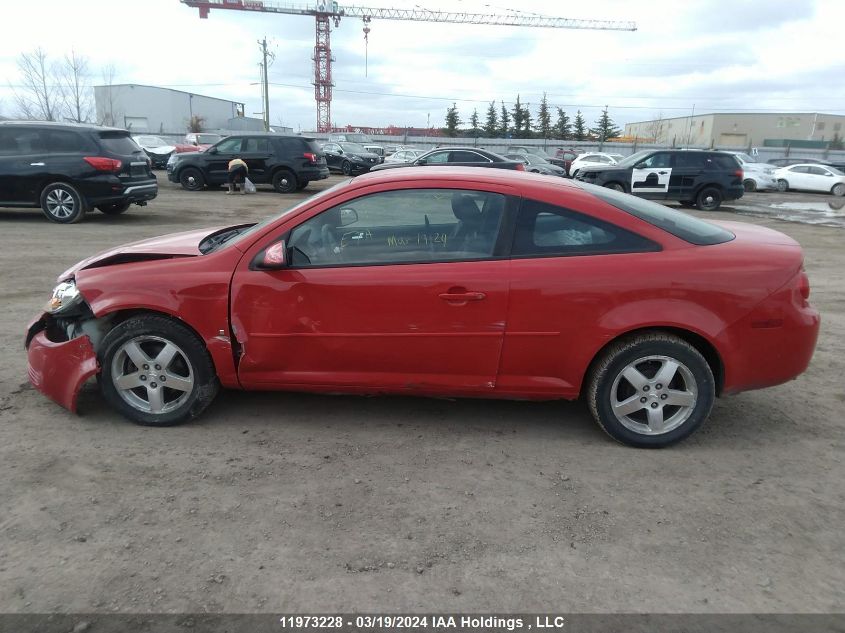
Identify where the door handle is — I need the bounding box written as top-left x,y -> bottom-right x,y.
658,170 -> 668,174
439,291 -> 486,302
30,162 -> 45,166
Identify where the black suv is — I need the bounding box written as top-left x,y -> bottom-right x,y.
0,121 -> 157,223
167,133 -> 329,193
574,149 -> 744,210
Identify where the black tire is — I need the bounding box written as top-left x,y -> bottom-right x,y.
696,186 -> 722,211
98,315 -> 219,427
605,182 -> 625,192
586,332 -> 715,448
341,160 -> 353,176
272,169 -> 298,194
571,169 -> 579,178
743,179 -> 757,192
179,167 -> 205,191
40,182 -> 86,224
97,201 -> 132,215
296,180 -> 309,191
777,179 -> 789,192
831,183 -> 845,197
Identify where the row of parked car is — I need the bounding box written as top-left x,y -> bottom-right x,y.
1,119 -> 843,224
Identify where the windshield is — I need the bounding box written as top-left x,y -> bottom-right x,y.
218,178 -> 354,252
615,150 -> 654,167
137,135 -> 169,146
830,166 -> 844,175
197,134 -> 222,144
341,143 -> 367,153
344,134 -> 370,143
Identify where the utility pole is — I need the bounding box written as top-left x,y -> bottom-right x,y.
259,37 -> 270,131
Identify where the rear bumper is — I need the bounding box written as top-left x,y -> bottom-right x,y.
26,319 -> 98,413
301,166 -> 330,181
85,177 -> 158,206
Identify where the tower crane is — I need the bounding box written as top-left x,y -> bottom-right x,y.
180,0 -> 637,132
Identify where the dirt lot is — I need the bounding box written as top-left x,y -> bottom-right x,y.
0,174 -> 843,614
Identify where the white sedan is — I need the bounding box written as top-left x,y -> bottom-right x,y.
384,149 -> 425,164
568,152 -> 624,177
775,164 -> 845,196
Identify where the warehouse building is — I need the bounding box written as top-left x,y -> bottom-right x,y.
624,112 -> 845,148
93,84 -> 264,135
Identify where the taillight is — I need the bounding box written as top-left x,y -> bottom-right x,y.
515,163 -> 525,171
797,269 -> 810,301
84,156 -> 122,172
303,152 -> 318,164
734,168 -> 743,180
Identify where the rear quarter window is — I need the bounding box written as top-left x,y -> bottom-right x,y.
582,183 -> 735,246
707,153 -> 741,171
46,130 -> 97,153
98,132 -> 142,155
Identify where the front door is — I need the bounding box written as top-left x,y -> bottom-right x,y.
206,136 -> 243,184
322,143 -> 341,171
631,151 -> 672,199
231,186 -> 512,392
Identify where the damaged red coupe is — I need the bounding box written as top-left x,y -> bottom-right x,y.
25,167 -> 819,447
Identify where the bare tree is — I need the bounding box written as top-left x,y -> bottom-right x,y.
99,63 -> 120,126
188,115 -> 206,133
14,48 -> 59,120
57,50 -> 93,122
646,112 -> 666,144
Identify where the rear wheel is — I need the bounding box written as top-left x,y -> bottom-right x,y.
97,201 -> 132,215
777,179 -> 789,192
179,167 -> 205,191
272,169 -> 297,194
831,183 -> 845,197
98,315 -> 219,427
696,187 -> 722,211
40,182 -> 86,224
743,179 -> 757,192
587,333 -> 715,448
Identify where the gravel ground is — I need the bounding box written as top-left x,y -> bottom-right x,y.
0,175 -> 843,614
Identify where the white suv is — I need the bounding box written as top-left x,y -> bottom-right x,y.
568,152 -> 624,178
724,152 -> 778,192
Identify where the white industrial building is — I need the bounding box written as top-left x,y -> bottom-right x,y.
93,84 -> 264,135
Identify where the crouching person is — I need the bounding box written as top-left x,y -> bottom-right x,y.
227,157 -> 248,195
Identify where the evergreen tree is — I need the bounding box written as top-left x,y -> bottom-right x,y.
523,103 -> 533,139
499,100 -> 510,137
535,93 -> 552,139
831,132 -> 844,150
484,100 -> 498,137
444,102 -> 461,137
511,94 -> 525,138
469,108 -> 480,136
573,110 -> 587,141
555,107 -> 571,140
590,106 -> 622,141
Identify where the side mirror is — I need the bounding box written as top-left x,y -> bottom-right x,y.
253,240 -> 287,269
338,208 -> 358,227
337,149 -> 343,155
207,147 -> 218,155
416,158 -> 426,166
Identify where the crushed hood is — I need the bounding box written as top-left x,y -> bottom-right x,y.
59,226 -> 226,281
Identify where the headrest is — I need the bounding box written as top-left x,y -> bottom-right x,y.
451,193 -> 481,223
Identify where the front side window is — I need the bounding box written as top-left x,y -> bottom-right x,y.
215,137 -> 243,153
808,166 -> 829,176
288,188 -> 506,267
638,153 -> 672,168
512,199 -> 659,257
423,151 -> 449,164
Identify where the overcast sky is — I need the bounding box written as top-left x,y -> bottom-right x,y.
1,0 -> 843,132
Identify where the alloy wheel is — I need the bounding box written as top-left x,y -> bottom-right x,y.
45,188 -> 76,219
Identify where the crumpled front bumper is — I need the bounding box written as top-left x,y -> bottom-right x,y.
25,317 -> 98,413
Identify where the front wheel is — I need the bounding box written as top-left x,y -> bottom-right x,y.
179,167 -> 205,191
587,333 -> 715,448
605,182 -> 625,192
743,179 -> 757,192
341,160 -> 353,176
696,187 -> 722,211
98,315 -> 219,426
777,179 -> 789,192
40,182 -> 86,224
831,183 -> 845,197
97,201 -> 132,215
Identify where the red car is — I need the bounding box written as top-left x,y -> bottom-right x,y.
555,148 -> 580,176
25,168 -> 819,447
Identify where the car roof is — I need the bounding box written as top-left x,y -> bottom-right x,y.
353,165 -> 576,190
0,120 -> 127,133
